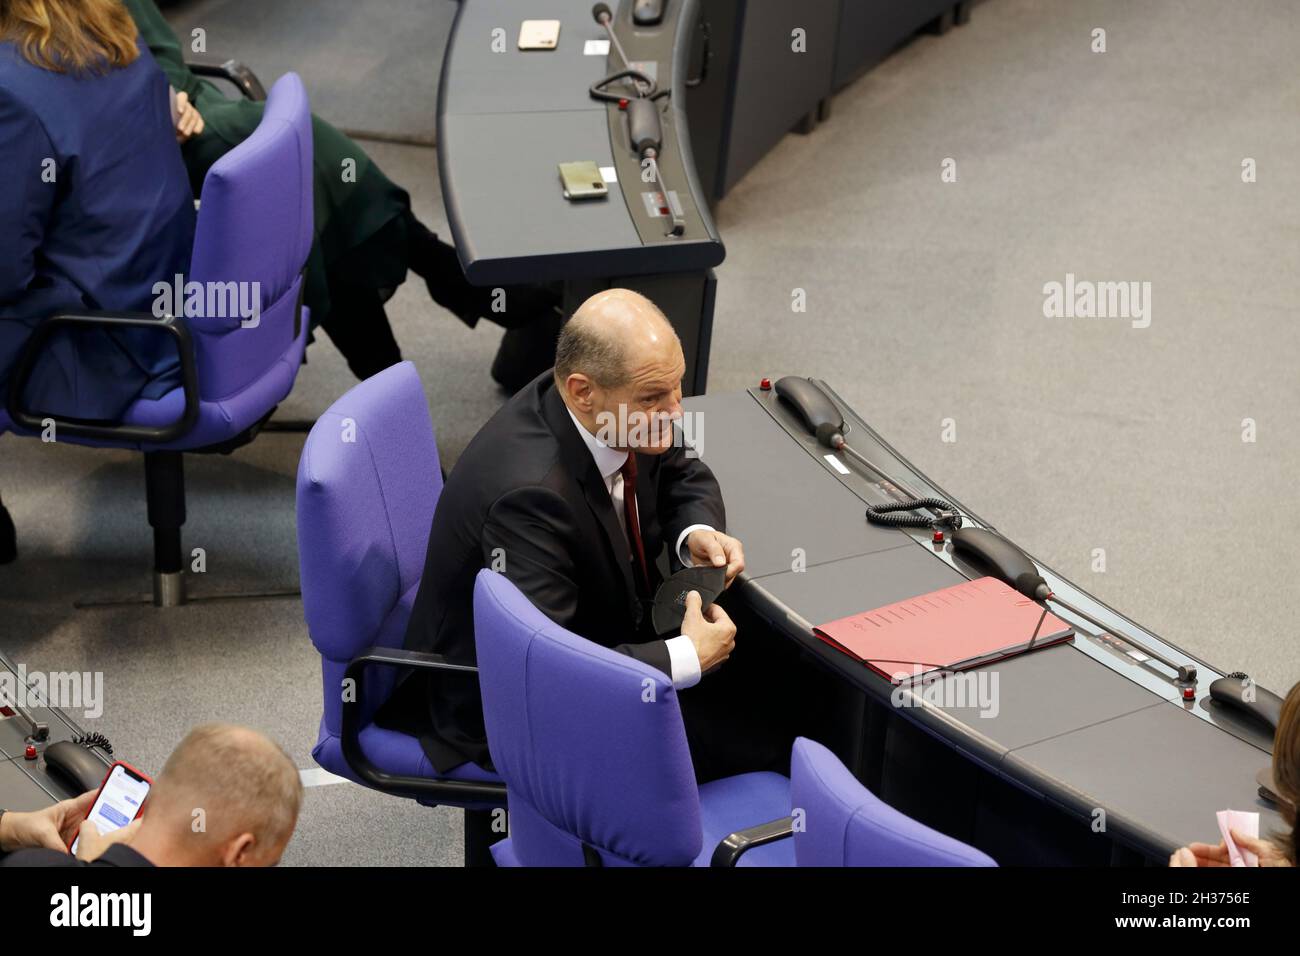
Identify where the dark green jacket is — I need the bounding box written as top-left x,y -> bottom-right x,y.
123,0 -> 412,322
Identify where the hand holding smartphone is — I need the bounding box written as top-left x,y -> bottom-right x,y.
69,761 -> 152,855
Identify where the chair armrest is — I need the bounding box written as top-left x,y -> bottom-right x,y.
340,646 -> 507,804
5,311 -> 199,443
710,816 -> 795,867
186,58 -> 267,100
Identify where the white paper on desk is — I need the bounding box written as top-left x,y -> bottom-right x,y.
1216,810 -> 1259,867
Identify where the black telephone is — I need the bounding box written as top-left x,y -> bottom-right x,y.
773,376 -> 843,437
43,738 -> 113,794
1208,673 -> 1283,736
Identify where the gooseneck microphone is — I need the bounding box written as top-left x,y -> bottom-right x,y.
592,4 -> 644,94
589,2 -> 685,236
778,376 -> 1197,686
814,422 -> 915,502
951,527 -> 1196,684
774,376 -> 955,524
813,421 -> 842,448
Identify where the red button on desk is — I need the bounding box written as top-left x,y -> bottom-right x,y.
24,744 -> 36,760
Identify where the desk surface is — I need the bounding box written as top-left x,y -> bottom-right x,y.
684,385 -> 1283,857
438,0 -> 724,285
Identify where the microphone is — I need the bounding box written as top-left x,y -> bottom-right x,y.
592,2 -> 646,95
815,421 -> 843,450
951,526 -> 1196,684
588,0 -> 684,236
814,421 -> 912,501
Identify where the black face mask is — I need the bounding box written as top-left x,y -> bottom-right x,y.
651,565 -> 726,635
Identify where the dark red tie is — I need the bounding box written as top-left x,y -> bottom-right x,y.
620,455 -> 651,596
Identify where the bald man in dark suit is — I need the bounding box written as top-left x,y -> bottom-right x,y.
380,290 -> 791,783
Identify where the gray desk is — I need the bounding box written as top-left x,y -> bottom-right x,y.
684,385 -> 1283,862
685,0 -> 974,201
439,0 -> 724,394
832,0 -> 970,92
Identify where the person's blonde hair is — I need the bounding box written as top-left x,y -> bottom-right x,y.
152,724 -> 303,855
0,0 -> 138,74
1272,682 -> 1300,865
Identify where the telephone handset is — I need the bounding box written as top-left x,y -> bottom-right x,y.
1209,673 -> 1283,735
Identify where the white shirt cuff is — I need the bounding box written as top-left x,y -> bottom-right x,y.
674,524 -> 715,567
664,635 -> 702,690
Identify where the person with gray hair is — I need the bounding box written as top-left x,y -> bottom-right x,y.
1,723 -> 302,867
380,288 -> 794,790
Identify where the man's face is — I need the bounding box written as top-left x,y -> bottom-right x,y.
590,341 -> 685,455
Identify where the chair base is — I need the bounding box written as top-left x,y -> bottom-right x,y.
154,570 -> 185,607
74,570 -> 299,609
66,444 -> 301,609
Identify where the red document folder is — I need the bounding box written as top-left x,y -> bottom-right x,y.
812,576 -> 1074,684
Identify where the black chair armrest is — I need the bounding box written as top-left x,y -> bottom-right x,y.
186,58 -> 267,101
710,816 -> 795,867
340,646 -> 507,804
6,311 -> 199,443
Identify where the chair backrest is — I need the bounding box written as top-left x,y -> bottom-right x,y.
297,362 -> 443,736
186,72 -> 313,402
473,569 -> 703,866
790,737 -> 996,867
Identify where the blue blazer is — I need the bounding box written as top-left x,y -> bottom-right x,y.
0,39 -> 195,421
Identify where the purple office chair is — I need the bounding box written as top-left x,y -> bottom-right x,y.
473,568 -> 795,867
1,73 -> 313,607
297,362 -> 507,865
789,737 -> 997,866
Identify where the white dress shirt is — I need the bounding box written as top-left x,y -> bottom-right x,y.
566,408 -> 711,689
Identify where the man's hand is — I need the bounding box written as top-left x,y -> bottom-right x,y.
74,817 -> 141,863
681,590 -> 735,672
685,529 -> 745,588
0,790 -> 95,853
175,91 -> 205,143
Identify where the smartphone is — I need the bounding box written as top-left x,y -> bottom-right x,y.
69,761 -> 152,854
518,19 -> 561,50
559,161 -> 609,200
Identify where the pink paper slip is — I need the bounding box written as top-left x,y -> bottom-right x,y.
1216,810 -> 1259,867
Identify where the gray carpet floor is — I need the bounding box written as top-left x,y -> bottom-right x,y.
162,0 -> 456,142
2,0 -> 1298,865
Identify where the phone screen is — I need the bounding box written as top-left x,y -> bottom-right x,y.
70,764 -> 150,854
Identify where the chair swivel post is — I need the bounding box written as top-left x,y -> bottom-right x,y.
144,451 -> 186,607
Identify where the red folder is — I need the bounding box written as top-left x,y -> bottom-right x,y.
812,576 -> 1073,684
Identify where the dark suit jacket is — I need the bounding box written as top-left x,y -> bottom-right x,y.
0,845 -> 153,867
384,372 -> 725,772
